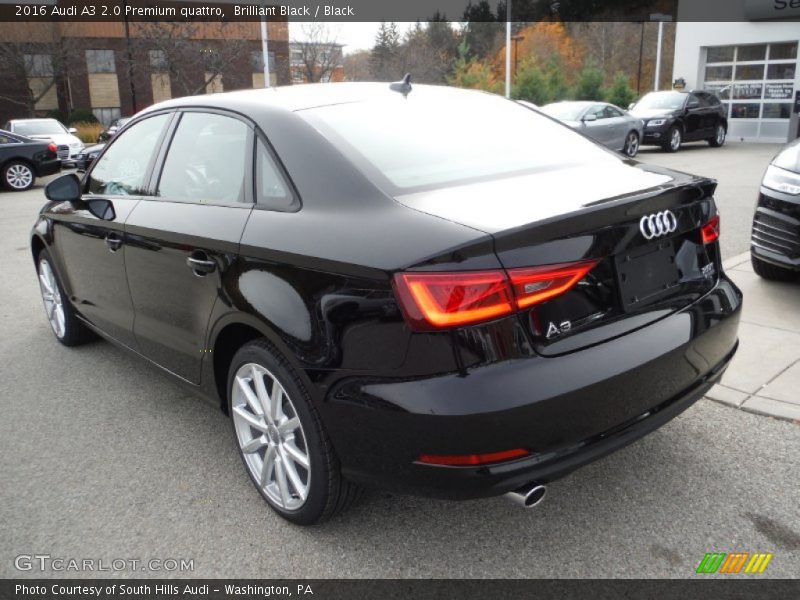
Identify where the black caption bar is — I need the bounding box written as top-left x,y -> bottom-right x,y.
1,0 -> 796,22
2,580 -> 800,600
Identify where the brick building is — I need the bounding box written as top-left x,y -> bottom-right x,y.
0,20 -> 290,126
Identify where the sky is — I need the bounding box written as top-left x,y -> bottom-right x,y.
288,22 -> 416,55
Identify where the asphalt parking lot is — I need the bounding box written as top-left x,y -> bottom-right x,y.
1,143 -> 798,579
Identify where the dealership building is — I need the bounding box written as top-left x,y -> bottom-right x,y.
674,0 -> 800,143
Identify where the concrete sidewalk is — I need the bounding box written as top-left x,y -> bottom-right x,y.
707,252 -> 800,423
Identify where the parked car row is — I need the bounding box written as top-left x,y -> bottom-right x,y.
0,116 -> 131,191
538,90 -> 729,157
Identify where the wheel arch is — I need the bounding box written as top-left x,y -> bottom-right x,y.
208,313 -> 313,415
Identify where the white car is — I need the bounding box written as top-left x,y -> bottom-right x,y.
4,118 -> 84,166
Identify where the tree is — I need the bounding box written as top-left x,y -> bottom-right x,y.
343,50 -> 371,82
512,60 -> 551,105
574,63 -> 605,100
0,23 -> 77,116
605,72 -> 637,109
291,23 -> 342,83
370,22 -> 400,81
128,22 -> 250,97
395,18 -> 459,84
460,1 -> 504,61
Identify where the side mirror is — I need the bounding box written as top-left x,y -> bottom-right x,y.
45,173 -> 82,203
68,127 -> 78,134
582,114 -> 598,122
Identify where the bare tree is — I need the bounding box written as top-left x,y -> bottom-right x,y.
343,50 -> 371,82
291,23 -> 343,83
128,22 -> 251,97
0,23 -> 77,116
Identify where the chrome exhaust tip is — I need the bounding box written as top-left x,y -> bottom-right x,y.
505,483 -> 547,508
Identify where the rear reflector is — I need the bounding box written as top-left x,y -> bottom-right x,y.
701,215 -> 721,245
418,448 -> 529,466
508,260 -> 599,309
394,260 -> 598,331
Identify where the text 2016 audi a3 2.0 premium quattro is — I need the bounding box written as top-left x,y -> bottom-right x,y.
31,82 -> 741,524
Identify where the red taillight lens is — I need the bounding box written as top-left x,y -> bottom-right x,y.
394,260 -> 598,331
418,448 -> 529,466
701,214 -> 721,245
508,260 -> 599,309
393,271 -> 514,330
47,142 -> 57,153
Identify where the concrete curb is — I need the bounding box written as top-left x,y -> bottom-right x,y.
703,250 -> 800,424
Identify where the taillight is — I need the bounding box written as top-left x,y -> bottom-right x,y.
393,260 -> 598,331
701,214 -> 720,245
393,271 -> 514,331
47,142 -> 57,153
418,448 -> 529,466
508,260 -> 599,309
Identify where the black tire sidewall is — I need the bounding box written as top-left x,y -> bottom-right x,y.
227,340 -> 333,525
3,161 -> 35,191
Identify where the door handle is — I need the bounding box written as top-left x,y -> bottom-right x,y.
186,253 -> 217,276
105,232 -> 123,252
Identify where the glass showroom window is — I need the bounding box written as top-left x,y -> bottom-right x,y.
702,42 -> 797,129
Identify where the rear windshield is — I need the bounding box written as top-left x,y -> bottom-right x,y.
300,90 -> 618,192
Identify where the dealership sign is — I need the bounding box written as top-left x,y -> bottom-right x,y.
745,0 -> 800,20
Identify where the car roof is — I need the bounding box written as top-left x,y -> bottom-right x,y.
141,82 -> 503,116
8,118 -> 60,123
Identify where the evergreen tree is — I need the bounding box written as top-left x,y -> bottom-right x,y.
370,22 -> 400,81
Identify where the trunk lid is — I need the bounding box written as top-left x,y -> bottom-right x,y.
396,162 -> 721,355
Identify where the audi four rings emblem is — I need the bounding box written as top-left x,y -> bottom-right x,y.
640,210 -> 678,240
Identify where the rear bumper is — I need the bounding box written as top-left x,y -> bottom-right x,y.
35,158 -> 61,177
322,276 -> 742,499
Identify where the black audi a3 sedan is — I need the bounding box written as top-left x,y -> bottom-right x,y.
751,138 -> 800,281
31,83 -> 741,524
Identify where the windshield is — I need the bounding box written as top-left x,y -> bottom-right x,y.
541,103 -> 590,121
13,120 -> 67,136
302,91 -> 618,192
634,92 -> 686,111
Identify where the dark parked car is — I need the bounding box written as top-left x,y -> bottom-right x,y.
97,117 -> 131,143
630,90 -> 728,152
31,84 -> 741,524
0,129 -> 60,191
751,138 -> 800,281
73,143 -> 105,172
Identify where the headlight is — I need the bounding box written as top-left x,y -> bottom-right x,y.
763,164 -> 800,196
647,119 -> 667,127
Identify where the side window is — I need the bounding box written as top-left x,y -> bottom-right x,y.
256,139 -> 295,211
603,106 -> 624,118
157,112 -> 249,205
88,114 -> 169,196
589,105 -> 607,119
0,134 -> 13,144
687,94 -> 702,108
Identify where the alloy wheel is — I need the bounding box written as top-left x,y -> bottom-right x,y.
38,258 -> 65,338
6,163 -> 33,190
670,128 -> 682,151
231,362 -> 311,511
625,133 -> 639,157
716,125 -> 726,146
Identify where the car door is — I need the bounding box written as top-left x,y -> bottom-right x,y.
683,93 -> 707,141
601,105 -> 629,151
47,112 -> 172,347
123,110 -> 254,383
581,104 -> 613,147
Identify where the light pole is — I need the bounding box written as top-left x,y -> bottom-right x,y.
260,0 -> 270,88
650,13 -> 673,92
505,2 -> 511,99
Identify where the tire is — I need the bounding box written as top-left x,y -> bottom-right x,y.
623,131 -> 640,158
709,123 -> 726,148
751,253 -> 797,282
2,160 -> 35,191
662,125 -> 682,153
227,338 -> 362,525
36,249 -> 93,346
